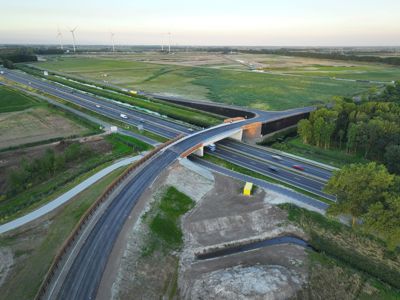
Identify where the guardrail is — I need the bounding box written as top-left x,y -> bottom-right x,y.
35,134 -> 183,300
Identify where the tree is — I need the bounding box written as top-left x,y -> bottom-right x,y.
384,145 -> 400,175
325,162 -> 394,226
338,129 -> 345,149
2,59 -> 14,69
297,119 -> 313,144
363,195 -> 400,250
313,117 -> 325,147
346,123 -> 359,153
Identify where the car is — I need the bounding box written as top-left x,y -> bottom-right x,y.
139,118 -> 144,122
271,155 -> 283,160
188,128 -> 194,132
95,104 -> 101,108
120,113 -> 128,119
268,166 -> 278,172
292,165 -> 305,171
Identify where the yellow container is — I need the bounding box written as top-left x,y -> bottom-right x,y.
243,182 -> 253,196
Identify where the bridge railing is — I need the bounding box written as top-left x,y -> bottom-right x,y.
35,135 -> 183,300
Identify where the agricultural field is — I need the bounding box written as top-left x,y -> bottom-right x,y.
0,85 -> 40,113
0,86 -> 100,149
0,107 -> 90,149
35,53 -> 400,110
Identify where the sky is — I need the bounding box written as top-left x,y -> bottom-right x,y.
0,0 -> 399,46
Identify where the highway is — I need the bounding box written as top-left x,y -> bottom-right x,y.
209,147 -> 334,200
218,139 -> 333,181
1,69 -> 333,192
0,68 -> 335,299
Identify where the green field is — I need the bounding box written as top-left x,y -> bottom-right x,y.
34,56 -> 394,110
0,85 -> 39,112
142,186 -> 195,256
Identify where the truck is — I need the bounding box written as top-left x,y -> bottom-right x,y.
206,143 -> 216,152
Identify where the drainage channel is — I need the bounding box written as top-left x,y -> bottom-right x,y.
196,236 -> 313,260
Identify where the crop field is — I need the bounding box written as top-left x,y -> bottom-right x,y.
0,85 -> 40,113
35,54 -> 400,110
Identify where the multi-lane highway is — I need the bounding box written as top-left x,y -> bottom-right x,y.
1,68 -> 332,198
0,67 -> 336,299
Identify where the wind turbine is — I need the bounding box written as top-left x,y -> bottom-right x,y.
110,32 -> 115,52
168,32 -> 171,53
69,27 -> 77,52
56,27 -> 63,50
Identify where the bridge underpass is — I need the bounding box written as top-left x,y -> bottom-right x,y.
181,119 -> 263,157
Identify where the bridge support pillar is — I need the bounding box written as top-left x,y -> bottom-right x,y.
193,146 -> 204,157
242,122 -> 262,142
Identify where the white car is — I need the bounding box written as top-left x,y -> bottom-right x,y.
188,128 -> 194,132
271,155 -> 283,160
96,104 -> 101,108
120,113 -> 128,119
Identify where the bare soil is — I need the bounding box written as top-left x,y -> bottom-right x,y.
179,174 -> 307,299
0,107 -> 88,149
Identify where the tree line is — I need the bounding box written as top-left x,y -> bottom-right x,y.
298,82 -> 400,174
7,143 -> 92,196
0,47 -> 37,69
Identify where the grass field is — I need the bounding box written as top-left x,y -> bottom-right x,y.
0,85 -> 40,113
271,137 -> 368,168
0,106 -> 92,149
35,55 -> 400,110
0,166 -> 128,300
142,186 -> 195,256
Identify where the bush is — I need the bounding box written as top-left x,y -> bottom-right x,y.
310,232 -> 400,289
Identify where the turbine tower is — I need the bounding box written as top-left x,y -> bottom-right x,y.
168,32 -> 171,53
69,27 -> 77,52
110,32 -> 115,52
56,27 -> 63,50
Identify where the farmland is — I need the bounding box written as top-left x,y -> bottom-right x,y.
0,106 -> 93,150
34,53 -> 400,110
0,85 -> 40,113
